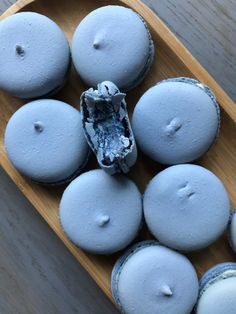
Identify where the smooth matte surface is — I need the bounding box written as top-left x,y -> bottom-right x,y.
143,164 -> 230,251
197,277 -> 236,314
4,99 -> 89,183
60,169 -> 142,254
132,78 -> 220,164
72,5 -> 154,91
0,12 -> 70,98
112,243 -> 198,314
0,0 -> 235,313
197,263 -> 236,314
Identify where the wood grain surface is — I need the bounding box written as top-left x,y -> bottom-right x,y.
0,1 -> 235,313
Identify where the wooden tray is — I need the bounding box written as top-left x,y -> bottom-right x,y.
1,0 -> 236,303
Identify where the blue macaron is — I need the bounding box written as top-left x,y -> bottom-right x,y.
0,12 -> 70,98
4,99 -> 89,184
143,164 -> 230,251
196,263 -> 236,314
111,241 -> 199,314
72,5 -> 154,91
59,169 -> 143,254
132,77 -> 220,165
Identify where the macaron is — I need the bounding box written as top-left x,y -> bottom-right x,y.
143,164 -> 230,251
0,12 -> 70,98
71,5 -> 154,91
4,99 -> 89,184
80,81 -> 137,174
59,169 -> 142,254
132,77 -> 220,164
228,208 -> 236,252
196,263 -> 236,314
111,241 -> 199,314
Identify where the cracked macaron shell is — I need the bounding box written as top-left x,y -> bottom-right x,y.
80,81 -> 137,174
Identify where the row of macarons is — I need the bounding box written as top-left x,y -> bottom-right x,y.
0,5 -> 155,99
59,165 -> 234,255
4,77 -> 221,183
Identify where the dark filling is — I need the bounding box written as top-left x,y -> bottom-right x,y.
82,91 -> 132,167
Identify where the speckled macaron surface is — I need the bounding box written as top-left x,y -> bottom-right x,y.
0,12 -> 70,98
72,5 -> 154,91
144,164 -> 230,251
228,209 -> 236,252
59,169 -> 142,254
132,77 -> 220,164
196,263 -> 236,314
111,241 -> 199,314
4,99 -> 89,184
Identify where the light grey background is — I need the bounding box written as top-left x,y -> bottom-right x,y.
0,0 -> 235,313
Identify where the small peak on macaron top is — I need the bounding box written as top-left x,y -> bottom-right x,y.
165,117 -> 182,136
161,285 -> 173,297
81,81 -> 137,174
96,214 -> 110,227
111,241 -> 198,314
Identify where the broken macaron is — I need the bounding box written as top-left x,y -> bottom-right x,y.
80,81 -> 137,174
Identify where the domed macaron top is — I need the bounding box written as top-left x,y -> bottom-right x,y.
4,99 -> 89,184
72,5 -> 154,91
0,12 -> 70,98
111,241 -> 199,314
143,164 -> 230,251
196,263 -> 236,314
132,77 -> 220,164
59,169 -> 143,254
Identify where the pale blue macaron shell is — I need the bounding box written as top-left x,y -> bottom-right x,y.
59,169 -> 143,254
72,5 -> 154,91
144,164 -> 230,251
4,99 -> 89,184
132,77 -> 220,164
196,263 -> 236,314
111,241 -> 199,314
0,12 -> 70,98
